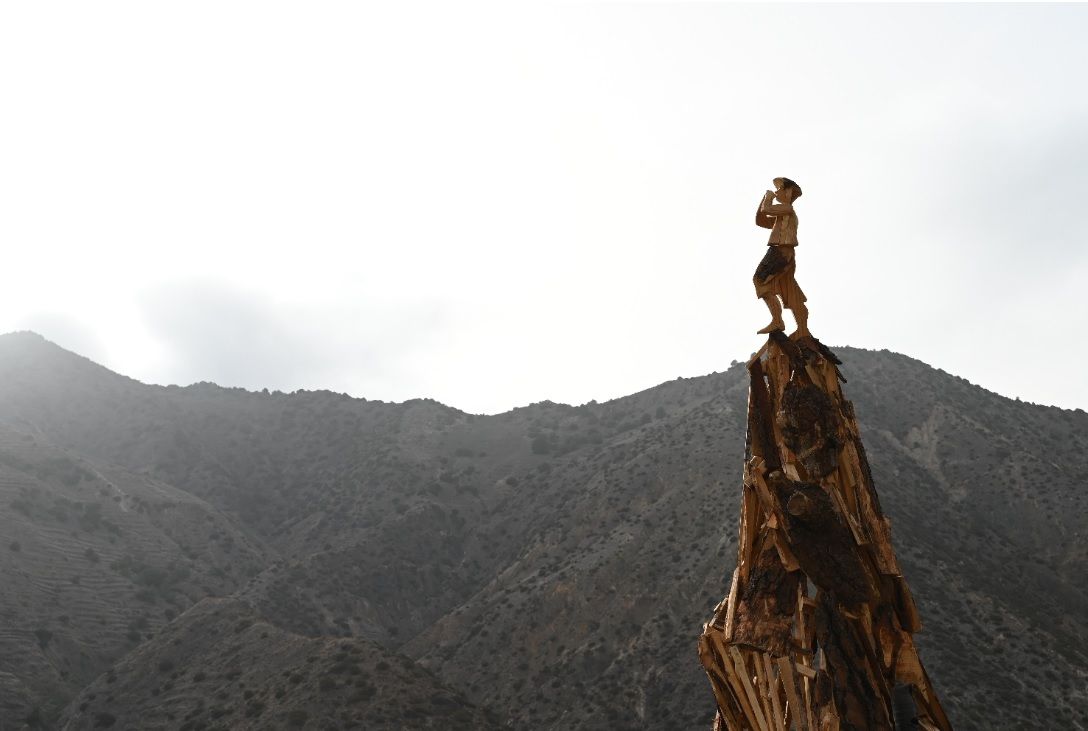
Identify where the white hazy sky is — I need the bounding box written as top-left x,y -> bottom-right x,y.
1,2 -> 1086,414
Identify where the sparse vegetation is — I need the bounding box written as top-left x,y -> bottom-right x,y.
33,628 -> 52,650
92,711 -> 116,728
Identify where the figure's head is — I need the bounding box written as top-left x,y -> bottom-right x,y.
773,177 -> 802,203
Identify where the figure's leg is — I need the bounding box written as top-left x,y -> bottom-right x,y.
790,301 -> 810,337
757,295 -> 785,334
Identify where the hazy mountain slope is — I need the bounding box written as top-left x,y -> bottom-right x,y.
0,333 -> 525,649
56,598 -> 501,731
405,371 -> 751,730
0,425 -> 270,726
0,332 -> 1085,730
0,332 -> 733,649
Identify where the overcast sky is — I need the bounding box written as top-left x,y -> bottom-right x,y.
1,2 -> 1085,414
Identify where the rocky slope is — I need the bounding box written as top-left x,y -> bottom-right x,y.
0,331 -> 1085,730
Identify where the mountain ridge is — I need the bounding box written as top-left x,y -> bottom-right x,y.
8,329 -> 1077,417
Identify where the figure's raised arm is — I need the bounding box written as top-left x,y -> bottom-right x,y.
755,191 -> 775,228
755,201 -> 775,229
759,196 -> 794,217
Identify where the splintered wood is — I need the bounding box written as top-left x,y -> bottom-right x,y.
698,333 -> 952,730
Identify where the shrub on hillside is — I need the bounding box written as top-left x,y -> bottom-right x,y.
92,711 -> 117,728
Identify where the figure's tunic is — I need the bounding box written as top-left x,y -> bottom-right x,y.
753,198 -> 807,311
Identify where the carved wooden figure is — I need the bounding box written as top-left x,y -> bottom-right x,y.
754,178 -> 809,337
698,332 -> 952,730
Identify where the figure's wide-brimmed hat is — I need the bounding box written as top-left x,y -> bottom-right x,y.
773,177 -> 802,200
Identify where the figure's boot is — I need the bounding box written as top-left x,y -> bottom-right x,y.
758,296 -> 785,334
757,320 -> 785,334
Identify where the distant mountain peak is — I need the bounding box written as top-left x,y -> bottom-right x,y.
0,329 -> 50,344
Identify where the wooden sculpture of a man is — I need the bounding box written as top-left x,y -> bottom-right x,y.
753,177 -> 809,336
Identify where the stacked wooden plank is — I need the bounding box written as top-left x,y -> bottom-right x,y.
698,332 -> 952,730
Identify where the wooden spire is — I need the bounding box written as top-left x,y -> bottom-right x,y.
698,333 -> 952,730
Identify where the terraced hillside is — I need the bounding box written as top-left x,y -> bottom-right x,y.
1,331 -> 1086,730
0,425 -> 269,725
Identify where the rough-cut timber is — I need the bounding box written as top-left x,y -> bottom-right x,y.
698,332 -> 952,730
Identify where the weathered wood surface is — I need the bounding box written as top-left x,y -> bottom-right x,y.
731,541 -> 799,657
699,333 -> 952,730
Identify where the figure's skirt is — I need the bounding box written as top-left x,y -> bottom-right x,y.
754,245 -> 807,312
